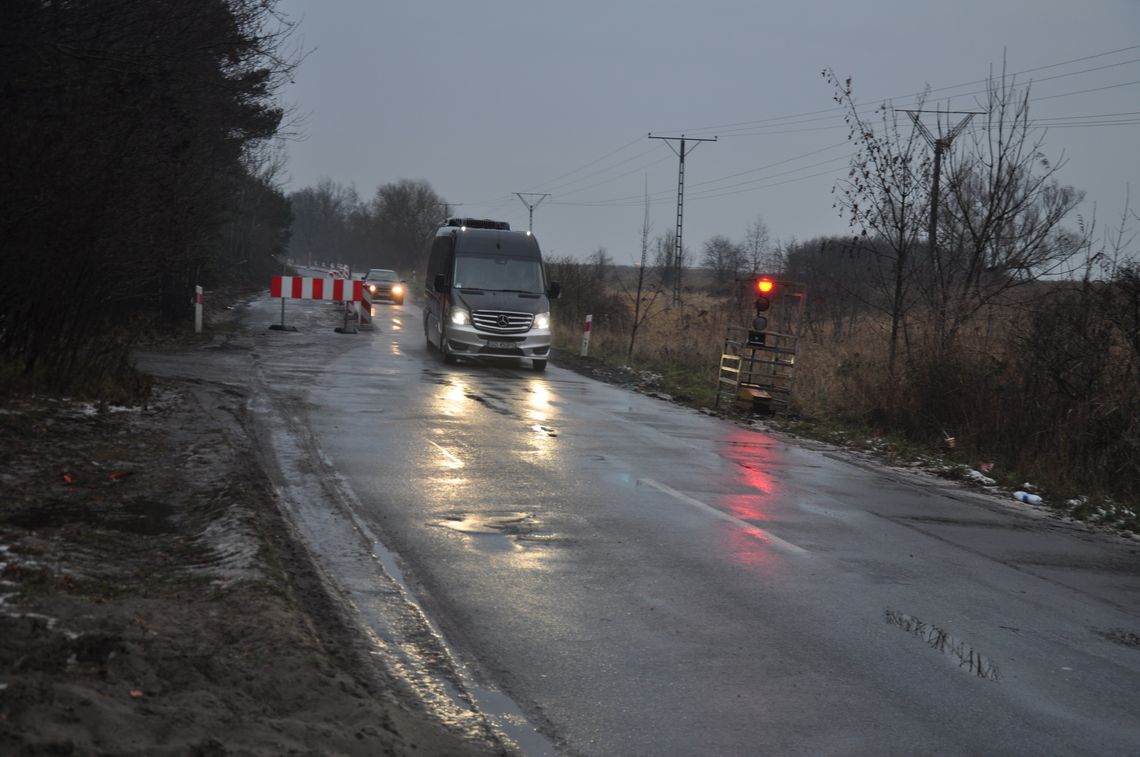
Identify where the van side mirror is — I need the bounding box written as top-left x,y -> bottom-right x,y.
547,281 -> 561,299
433,273 -> 450,293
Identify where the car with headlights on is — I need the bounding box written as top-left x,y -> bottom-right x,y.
361,268 -> 405,305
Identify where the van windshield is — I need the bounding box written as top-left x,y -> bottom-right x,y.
453,255 -> 544,293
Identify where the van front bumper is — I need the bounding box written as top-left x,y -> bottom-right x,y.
443,324 -> 552,360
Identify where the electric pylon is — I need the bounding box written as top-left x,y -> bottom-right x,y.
649,133 -> 717,305
903,110 -> 981,259
514,193 -> 550,232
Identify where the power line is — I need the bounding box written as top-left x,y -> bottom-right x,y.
537,144 -> 664,195
511,44 -> 1140,222
662,43 -> 1140,136
550,153 -> 675,199
553,165 -> 851,208
550,141 -> 852,208
530,77 -> 1138,208
1031,78 -> 1140,102
707,63 -> 1140,139
522,135 -> 645,192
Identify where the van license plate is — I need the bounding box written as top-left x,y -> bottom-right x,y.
486,340 -> 514,349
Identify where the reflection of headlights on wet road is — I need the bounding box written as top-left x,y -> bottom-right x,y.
534,312 -> 550,329
451,307 -> 470,326
528,382 -> 550,421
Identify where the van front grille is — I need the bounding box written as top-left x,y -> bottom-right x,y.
472,310 -> 534,334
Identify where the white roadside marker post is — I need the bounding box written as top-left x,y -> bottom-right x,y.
580,314 -> 592,357
194,285 -> 203,334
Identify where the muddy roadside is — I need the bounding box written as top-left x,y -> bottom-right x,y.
0,302 -> 506,755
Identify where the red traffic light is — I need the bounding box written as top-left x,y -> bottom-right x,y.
756,277 -> 775,295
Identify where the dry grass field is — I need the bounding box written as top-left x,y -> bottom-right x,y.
548,267 -> 1140,535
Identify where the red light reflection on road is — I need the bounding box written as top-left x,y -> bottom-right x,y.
727,527 -> 779,570
721,429 -> 782,569
720,428 -> 780,521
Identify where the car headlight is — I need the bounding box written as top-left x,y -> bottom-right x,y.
392,285 -> 403,295
534,312 -> 550,329
368,284 -> 377,293
450,307 -> 470,326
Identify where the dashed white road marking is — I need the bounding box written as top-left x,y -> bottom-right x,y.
637,477 -> 808,555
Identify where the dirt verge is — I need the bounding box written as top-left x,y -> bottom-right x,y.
0,377 -> 502,755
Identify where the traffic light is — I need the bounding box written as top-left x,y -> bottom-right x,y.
747,278 -> 774,346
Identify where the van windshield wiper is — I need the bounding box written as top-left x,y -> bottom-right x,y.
483,288 -> 539,294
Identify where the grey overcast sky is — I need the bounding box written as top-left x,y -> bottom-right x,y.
276,0 -> 1140,263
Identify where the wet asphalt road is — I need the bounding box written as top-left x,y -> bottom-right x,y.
143,287 -> 1140,756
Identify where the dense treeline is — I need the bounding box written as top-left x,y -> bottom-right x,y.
287,178 -> 449,279
0,0 -> 295,395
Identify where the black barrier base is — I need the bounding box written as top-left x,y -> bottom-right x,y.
268,324 -> 298,332
334,326 -> 358,334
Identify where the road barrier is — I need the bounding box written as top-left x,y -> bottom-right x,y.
270,275 -> 367,332
271,276 -> 363,302
355,287 -> 373,328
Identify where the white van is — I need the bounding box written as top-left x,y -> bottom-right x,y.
423,218 -> 560,371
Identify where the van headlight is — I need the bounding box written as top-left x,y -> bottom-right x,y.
534,312 -> 550,329
450,307 -> 470,326
392,285 -> 403,296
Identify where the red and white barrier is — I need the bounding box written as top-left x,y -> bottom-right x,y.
355,287 -> 372,327
271,276 -> 363,302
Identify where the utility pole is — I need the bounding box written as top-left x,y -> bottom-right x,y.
514,193 -> 550,232
904,110 -> 980,261
432,202 -> 457,223
649,133 -> 717,305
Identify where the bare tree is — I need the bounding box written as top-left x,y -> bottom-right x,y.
371,179 -> 450,272
824,68 -> 932,378
288,179 -> 358,267
617,185 -> 665,360
785,236 -> 877,340
702,235 -> 747,287
653,230 -> 677,289
587,247 -> 613,283
743,216 -> 776,274
934,63 -> 1086,352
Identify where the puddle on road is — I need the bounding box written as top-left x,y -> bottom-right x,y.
421,369 -> 451,385
885,609 -> 1001,680
1094,627 -> 1140,650
464,391 -> 513,417
899,515 -> 1030,531
430,512 -> 558,553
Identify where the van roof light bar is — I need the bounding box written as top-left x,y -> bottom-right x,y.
445,217 -> 511,230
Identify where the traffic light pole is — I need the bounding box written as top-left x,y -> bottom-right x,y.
649,133 -> 717,305
716,276 -> 807,416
